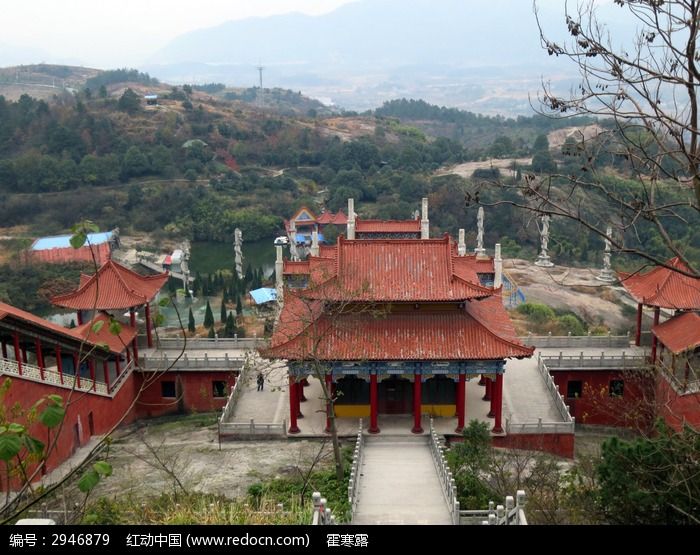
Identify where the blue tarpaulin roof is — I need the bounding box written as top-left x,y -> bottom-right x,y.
250,288 -> 277,305
32,232 -> 114,251
295,233 -> 325,244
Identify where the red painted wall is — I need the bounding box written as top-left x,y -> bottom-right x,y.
0,373 -> 138,490
550,369 -> 654,429
0,370 -> 237,491
133,371 -> 237,419
656,376 -> 700,431
492,432 -> 575,459
448,432 -> 575,459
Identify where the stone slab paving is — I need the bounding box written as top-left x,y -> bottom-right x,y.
503,345 -> 648,424
352,436 -> 452,525
503,356 -> 562,424
231,361 -> 289,424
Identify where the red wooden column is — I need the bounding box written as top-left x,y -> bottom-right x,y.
73,353 -> 81,388
288,375 -> 300,434
125,348 -> 132,367
88,358 -> 97,391
325,373 -> 333,433
651,307 -> 661,362
21,346 -> 27,363
145,303 -> 153,348
103,360 -> 111,393
635,303 -> 643,346
296,381 -> 304,418
1,339 -> 7,359
77,310 -> 83,326
132,338 -> 139,366
488,378 -> 496,418
369,372 -> 380,434
412,371 -> 423,434
455,372 -> 466,433
12,331 -> 22,375
55,345 -> 64,384
35,338 -> 45,380
492,373 -> 504,434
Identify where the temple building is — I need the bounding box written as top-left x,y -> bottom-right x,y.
619,257 -> 700,430
264,199 -> 534,435
26,230 -> 119,266
51,259 -> 169,349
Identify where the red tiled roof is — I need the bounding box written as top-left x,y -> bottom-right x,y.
0,302 -> 132,354
283,261 -> 310,275
266,295 -> 533,361
72,312 -> 138,354
652,312 -> 700,354
355,218 -> 421,233
299,236 -> 493,302
619,257 -> 700,309
316,210 -> 348,225
52,260 -> 168,310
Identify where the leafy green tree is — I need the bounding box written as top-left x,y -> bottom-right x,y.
220,296 -> 227,324
531,150 -> 557,174
446,421 -> 496,509
224,312 -> 236,337
188,308 -> 196,333
121,146 -> 150,180
532,133 -> 550,153
203,300 -> 214,328
597,422 -> 700,524
117,88 -> 140,114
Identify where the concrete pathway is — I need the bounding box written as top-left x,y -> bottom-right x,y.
503,356 -> 562,424
352,436 -> 452,525
230,360 -> 289,425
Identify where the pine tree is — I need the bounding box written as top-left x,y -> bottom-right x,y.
220,296 -> 227,323
207,326 -> 215,338
236,295 -> 243,316
244,264 -> 253,285
225,311 -> 235,337
69,319 -> 76,329
204,300 -> 214,328
188,308 -> 196,333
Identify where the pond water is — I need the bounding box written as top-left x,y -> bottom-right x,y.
189,239 -> 277,278
159,238 -> 279,328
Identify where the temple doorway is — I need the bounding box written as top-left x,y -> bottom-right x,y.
378,376 -> 413,414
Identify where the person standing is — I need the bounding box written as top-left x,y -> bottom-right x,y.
257,373 -> 264,391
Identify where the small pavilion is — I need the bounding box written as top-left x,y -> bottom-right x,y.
619,257 -> 700,359
653,311 -> 700,391
51,260 -> 168,351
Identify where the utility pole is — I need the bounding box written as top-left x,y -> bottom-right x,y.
257,63 -> 264,109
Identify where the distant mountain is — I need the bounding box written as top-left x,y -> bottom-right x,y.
144,0 -> 638,115
0,43 -> 51,67
151,0 -> 552,68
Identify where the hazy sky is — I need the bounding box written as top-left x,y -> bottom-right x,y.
3,0 -> 359,68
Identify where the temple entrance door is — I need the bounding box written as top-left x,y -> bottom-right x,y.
378,376 -> 412,414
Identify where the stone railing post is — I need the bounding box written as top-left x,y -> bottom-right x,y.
505,496 -> 514,525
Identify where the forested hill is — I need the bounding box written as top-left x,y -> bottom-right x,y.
374,99 -> 596,150
0,73 -> 696,277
